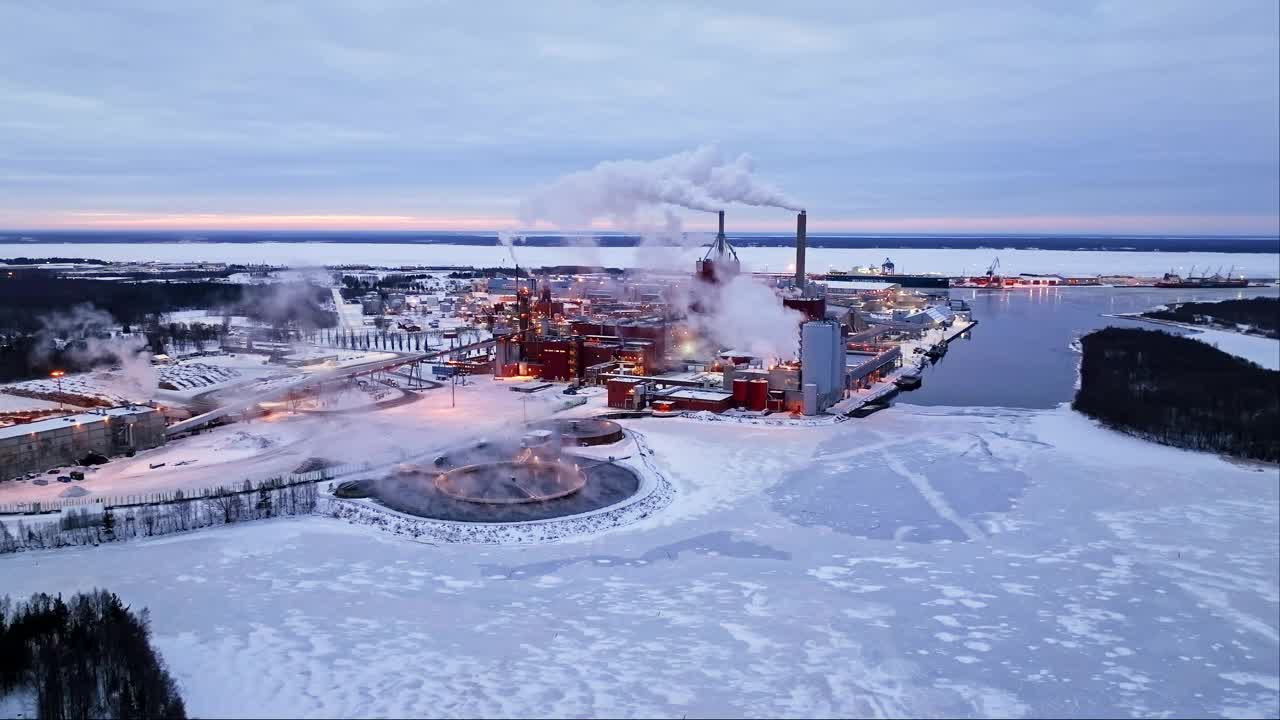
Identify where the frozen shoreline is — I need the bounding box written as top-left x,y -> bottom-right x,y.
1110,313 -> 1280,370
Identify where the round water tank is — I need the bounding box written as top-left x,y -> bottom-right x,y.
732,377 -> 749,407
748,379 -> 769,411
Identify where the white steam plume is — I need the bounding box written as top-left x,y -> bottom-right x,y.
519,144 -> 801,228
670,275 -> 805,362
496,231 -> 521,267
704,153 -> 803,212
33,305 -> 158,401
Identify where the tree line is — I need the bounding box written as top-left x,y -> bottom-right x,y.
0,275 -> 337,381
1143,297 -> 1278,337
0,272 -> 336,333
1073,327 -> 1280,461
0,479 -> 319,554
0,589 -> 186,719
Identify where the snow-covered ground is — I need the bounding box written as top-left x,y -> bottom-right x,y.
157,363 -> 242,391
0,393 -> 65,412
2,400 -> 1276,718
2,241 -> 1277,278
0,377 -> 583,505
1184,327 -> 1280,370
1119,316 -> 1280,370
293,382 -> 396,411
1,372 -> 135,406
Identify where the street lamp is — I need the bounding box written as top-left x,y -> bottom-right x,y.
50,370 -> 65,412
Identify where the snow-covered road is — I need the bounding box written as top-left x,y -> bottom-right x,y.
2,401 -> 1276,718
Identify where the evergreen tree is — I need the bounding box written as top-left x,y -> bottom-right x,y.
256,484 -> 273,518
101,508 -> 115,540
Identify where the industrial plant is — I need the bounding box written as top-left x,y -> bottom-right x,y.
484,209 -> 971,416
0,207 -> 974,501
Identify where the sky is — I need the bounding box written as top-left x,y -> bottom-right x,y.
1,1 -> 1278,235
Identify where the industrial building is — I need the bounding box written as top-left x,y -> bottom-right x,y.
464,208 -> 967,417
0,406 -> 166,480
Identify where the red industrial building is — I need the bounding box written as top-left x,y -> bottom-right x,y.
496,317 -> 671,382
783,296 -> 826,321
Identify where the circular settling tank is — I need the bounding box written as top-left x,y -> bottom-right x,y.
371,457 -> 640,523
539,418 -> 624,446
434,460 -> 587,505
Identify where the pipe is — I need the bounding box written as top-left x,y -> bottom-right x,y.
795,210 -> 807,292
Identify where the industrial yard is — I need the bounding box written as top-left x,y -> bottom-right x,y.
1,209 -> 978,501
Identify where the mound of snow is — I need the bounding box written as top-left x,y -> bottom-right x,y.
217,431 -> 276,451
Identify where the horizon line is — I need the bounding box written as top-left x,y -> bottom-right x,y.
2,228 -> 1279,240
0,210 -> 1276,237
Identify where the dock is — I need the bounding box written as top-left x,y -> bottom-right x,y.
827,318 -> 978,417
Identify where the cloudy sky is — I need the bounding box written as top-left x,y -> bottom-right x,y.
1,1 -> 1277,234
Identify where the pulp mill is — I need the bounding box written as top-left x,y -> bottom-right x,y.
484,210 -> 957,416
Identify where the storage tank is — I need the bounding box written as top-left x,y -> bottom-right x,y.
801,321 -> 836,399
732,377 -> 749,408
748,379 -> 769,411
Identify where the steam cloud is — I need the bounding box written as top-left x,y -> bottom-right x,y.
673,275 -> 805,361
496,231 -> 521,267
33,305 -> 158,401
519,144 -> 802,229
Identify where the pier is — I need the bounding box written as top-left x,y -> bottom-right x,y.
827,318 -> 977,417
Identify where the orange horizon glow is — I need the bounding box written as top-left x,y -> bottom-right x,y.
1,210 -> 1276,235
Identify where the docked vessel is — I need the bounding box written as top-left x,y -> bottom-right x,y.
826,258 -> 951,288
953,257 -> 1105,289
1154,267 -> 1248,289
894,367 -> 923,389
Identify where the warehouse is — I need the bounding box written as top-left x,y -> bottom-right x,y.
0,406 -> 166,481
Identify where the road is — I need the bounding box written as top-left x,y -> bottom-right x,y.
166,352 -> 425,435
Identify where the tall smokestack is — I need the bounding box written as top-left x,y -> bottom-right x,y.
717,210 -> 725,240
795,210 -> 807,292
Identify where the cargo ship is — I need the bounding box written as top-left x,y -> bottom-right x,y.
826,258 -> 951,288
1154,267 -> 1248,289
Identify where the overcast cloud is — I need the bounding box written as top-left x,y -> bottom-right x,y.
0,1 -> 1277,233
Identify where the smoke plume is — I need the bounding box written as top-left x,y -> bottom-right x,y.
519,144 -> 802,228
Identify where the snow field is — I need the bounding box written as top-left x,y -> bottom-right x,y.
2,400 -> 1275,718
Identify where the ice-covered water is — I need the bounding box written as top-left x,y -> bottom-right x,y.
3,404 -> 1275,718
2,241 -> 1278,277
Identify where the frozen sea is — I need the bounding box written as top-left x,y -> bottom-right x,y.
2,403 -> 1277,718
2,240 -> 1279,278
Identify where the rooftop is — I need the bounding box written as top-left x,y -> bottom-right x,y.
657,388 -> 734,402
822,280 -> 899,292
0,406 -> 156,441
